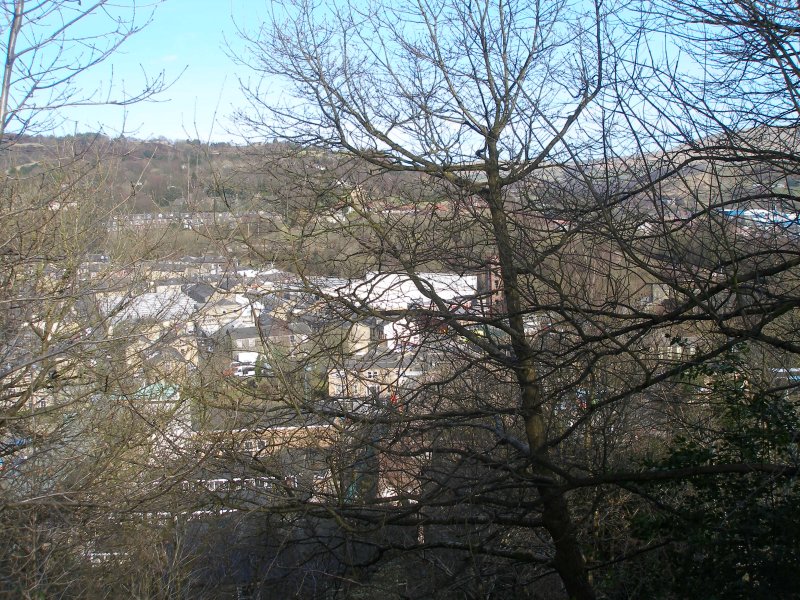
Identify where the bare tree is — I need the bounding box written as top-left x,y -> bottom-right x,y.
229,0 -> 800,597
232,0 -> 609,596
0,0 -> 170,140
0,3 -> 206,598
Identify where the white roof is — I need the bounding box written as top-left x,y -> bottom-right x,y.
101,290 -> 197,323
349,272 -> 477,310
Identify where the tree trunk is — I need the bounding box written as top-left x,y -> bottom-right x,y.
485,155 -> 595,599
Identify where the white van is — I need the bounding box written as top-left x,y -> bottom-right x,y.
233,364 -> 256,377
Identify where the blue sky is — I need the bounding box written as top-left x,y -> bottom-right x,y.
54,0 -> 269,142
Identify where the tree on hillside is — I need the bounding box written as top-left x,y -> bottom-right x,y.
231,0 -> 800,597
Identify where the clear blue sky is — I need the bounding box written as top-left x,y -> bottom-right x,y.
55,0 -> 269,143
